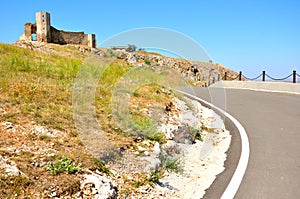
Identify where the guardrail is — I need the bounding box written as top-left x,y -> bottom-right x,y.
224,70 -> 300,83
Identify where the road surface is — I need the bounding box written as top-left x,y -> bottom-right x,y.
179,87 -> 300,199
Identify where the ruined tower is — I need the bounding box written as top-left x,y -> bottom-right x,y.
20,12 -> 96,48
87,34 -> 96,48
36,12 -> 51,43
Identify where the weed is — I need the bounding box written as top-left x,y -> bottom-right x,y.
148,169 -> 164,186
48,156 -> 81,175
201,124 -> 216,134
190,126 -> 202,141
148,132 -> 166,144
92,158 -> 111,175
132,116 -> 157,137
135,180 -> 141,188
159,152 -> 183,173
39,135 -> 52,142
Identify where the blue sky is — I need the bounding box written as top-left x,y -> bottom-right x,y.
1,0 -> 299,77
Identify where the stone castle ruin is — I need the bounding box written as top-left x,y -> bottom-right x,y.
20,12 -> 96,48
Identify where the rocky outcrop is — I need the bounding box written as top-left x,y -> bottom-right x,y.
110,49 -> 238,86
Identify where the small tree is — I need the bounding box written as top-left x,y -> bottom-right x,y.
127,44 -> 137,52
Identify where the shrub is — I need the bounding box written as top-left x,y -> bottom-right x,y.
190,126 -> 202,141
159,152 -> 183,173
132,116 -> 157,137
148,132 -> 166,144
144,59 -> 151,65
148,169 -> 164,186
48,156 -> 81,175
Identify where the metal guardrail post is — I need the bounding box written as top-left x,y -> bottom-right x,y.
239,71 -> 242,81
293,70 -> 296,83
262,71 -> 265,81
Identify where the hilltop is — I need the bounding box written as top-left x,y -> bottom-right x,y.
0,41 -> 234,198
13,41 -> 239,85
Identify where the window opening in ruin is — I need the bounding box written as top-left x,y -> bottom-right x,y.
31,33 -> 37,41
42,15 -> 45,22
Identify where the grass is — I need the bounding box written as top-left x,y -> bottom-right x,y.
0,43 -> 81,132
0,43 -> 113,197
158,151 -> 184,173
0,175 -> 33,198
131,116 -> 157,137
148,132 -> 166,144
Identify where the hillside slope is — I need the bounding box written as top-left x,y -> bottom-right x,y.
0,42 -> 235,198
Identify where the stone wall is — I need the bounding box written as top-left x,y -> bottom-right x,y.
47,27 -> 95,47
23,23 -> 37,41
50,27 -> 86,45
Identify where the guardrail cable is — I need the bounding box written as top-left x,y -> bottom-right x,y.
242,73 -> 263,81
224,70 -> 298,83
265,73 -> 293,81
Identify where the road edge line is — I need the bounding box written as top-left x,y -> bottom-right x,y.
177,90 -> 250,199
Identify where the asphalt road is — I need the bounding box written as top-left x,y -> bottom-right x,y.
179,87 -> 300,199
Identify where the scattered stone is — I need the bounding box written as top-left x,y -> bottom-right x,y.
31,125 -> 61,137
134,136 -> 143,143
153,142 -> 161,154
0,155 -> 27,177
172,125 -> 196,144
2,121 -> 13,129
80,174 -> 118,199
137,146 -> 147,152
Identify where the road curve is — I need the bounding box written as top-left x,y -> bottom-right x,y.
179,87 -> 300,199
